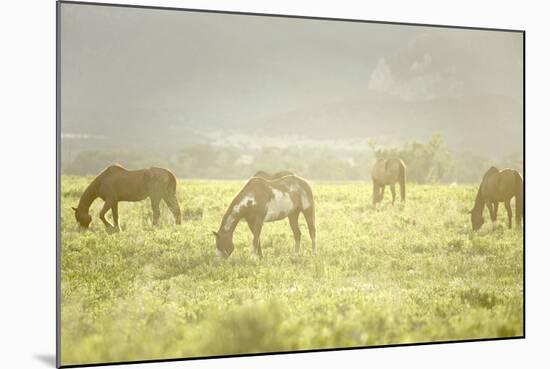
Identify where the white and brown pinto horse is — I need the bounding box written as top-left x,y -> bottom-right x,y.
213,171 -> 316,258
371,158 -> 406,205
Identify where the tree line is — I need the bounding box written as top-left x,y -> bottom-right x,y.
62,133 -> 522,183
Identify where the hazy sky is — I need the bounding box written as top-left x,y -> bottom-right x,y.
60,3 -> 523,154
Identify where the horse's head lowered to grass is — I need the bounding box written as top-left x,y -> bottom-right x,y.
213,231 -> 234,258
212,171 -> 316,259
469,208 -> 484,231
72,165 -> 182,232
72,206 -> 92,228
469,166 -> 523,231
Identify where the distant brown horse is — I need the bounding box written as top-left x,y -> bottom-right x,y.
213,171 -> 316,258
371,158 -> 406,205
72,165 -> 182,231
470,166 -> 523,231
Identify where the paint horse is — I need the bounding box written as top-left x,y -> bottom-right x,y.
73,165 -> 182,231
371,158 -> 406,205
213,171 -> 316,258
470,166 -> 523,231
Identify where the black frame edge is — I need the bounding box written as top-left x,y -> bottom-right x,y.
59,336 -> 525,368
522,30 -> 526,339
57,0 -> 525,33
56,1 -> 62,368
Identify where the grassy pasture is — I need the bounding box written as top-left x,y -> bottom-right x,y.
60,176 -> 523,366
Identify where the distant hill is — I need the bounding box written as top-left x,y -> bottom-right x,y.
241,93 -> 523,158
62,91 -> 522,161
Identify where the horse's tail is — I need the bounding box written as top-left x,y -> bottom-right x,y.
514,170 -> 524,226
165,169 -> 182,224
398,160 -> 406,202
167,170 -> 177,194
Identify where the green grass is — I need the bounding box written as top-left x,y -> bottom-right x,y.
60,176 -> 523,366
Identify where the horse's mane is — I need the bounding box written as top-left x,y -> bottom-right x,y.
473,166 -> 500,212
77,165 -> 127,210
253,170 -> 295,179
248,171 -> 295,182
249,175 -> 297,183
482,166 -> 500,180
77,174 -> 102,210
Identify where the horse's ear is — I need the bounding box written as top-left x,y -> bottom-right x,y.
72,207 -> 78,212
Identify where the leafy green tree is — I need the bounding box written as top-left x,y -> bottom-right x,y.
369,133 -> 454,184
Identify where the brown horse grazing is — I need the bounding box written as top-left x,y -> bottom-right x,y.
470,166 -> 523,231
213,171 -> 316,258
72,165 -> 182,231
371,158 -> 406,205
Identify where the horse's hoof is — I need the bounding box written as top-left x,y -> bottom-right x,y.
106,226 -> 120,234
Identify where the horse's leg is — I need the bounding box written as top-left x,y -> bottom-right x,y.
245,217 -> 256,254
494,201 -> 500,229
380,185 -> 386,203
303,207 -> 317,254
288,211 -> 302,253
99,201 -> 114,229
515,196 -> 523,228
258,238 -> 262,256
390,184 -> 396,205
485,201 -> 495,229
486,201 -> 496,230
372,182 -> 379,206
504,200 -> 513,229
111,201 -> 120,230
163,193 -> 182,225
150,196 -> 161,226
253,221 -> 264,258
246,216 -> 264,258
